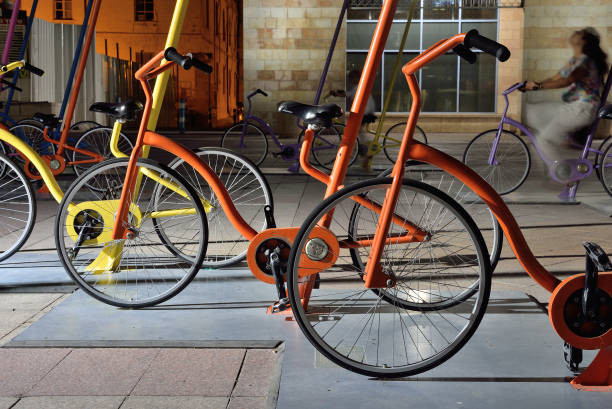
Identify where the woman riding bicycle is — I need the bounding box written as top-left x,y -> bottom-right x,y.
522,27 -> 608,176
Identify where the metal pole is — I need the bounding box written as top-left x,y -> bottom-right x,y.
3,0 -> 36,120
57,0 -> 101,153
1,0 -> 21,67
313,0 -> 350,105
57,0 -> 94,121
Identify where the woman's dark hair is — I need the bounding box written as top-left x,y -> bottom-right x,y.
573,28 -> 609,81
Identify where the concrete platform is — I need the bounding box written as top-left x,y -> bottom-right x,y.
5,270 -> 611,409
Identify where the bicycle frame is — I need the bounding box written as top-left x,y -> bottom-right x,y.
489,68 -> 612,199
0,0 -> 189,204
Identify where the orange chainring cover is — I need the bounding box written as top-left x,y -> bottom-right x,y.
549,272 -> 612,350
246,227 -> 338,285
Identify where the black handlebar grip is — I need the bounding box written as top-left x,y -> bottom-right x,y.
190,58 -> 213,74
453,44 -> 477,64
164,47 -> 193,69
257,89 -> 268,97
24,62 -> 44,76
464,29 -> 511,62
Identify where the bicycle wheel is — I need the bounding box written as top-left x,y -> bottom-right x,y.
309,124 -> 359,170
0,153 -> 36,262
7,124 -> 55,166
594,134 -> 612,181
70,121 -> 101,133
158,147 -> 273,268
377,165 -> 502,271
72,126 -> 133,178
599,142 -> 612,197
382,123 -> 427,164
463,129 -> 530,195
55,158 -> 208,308
221,122 -> 268,166
287,177 -> 491,377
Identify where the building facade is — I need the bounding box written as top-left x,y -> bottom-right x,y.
19,0 -> 242,128
243,0 -> 611,135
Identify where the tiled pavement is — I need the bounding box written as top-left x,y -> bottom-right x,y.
0,348 -> 280,409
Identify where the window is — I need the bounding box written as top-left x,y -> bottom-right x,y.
54,0 -> 72,20
346,0 -> 499,113
135,0 -> 154,21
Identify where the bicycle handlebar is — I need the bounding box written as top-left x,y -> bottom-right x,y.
453,44 -> 476,64
164,47 -> 212,73
24,62 -> 44,76
464,30 -> 510,62
256,89 -> 268,97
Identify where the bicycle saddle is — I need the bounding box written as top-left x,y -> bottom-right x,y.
89,101 -> 144,121
278,101 -> 343,128
33,112 -> 60,129
598,104 -> 612,120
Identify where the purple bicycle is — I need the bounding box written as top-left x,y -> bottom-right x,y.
221,89 -> 358,169
463,79 -> 612,199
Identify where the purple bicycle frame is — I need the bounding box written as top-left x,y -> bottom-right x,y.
488,76 -> 612,200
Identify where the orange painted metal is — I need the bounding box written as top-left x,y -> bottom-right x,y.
144,131 -> 258,241
57,0 -> 101,157
548,272 -> 612,391
570,346 -> 612,391
548,272 -> 612,350
299,128 -> 331,185
246,226 -> 338,285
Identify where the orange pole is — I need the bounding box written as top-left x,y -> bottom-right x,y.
57,0 -> 101,156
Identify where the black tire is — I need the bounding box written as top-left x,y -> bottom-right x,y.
0,153 -> 36,262
221,122 -> 268,166
463,129 -> 530,195
55,158 -> 208,308
383,123 -> 427,164
156,147 -> 274,268
599,142 -> 612,197
595,134 -> 612,181
7,124 -> 55,168
72,126 -> 133,179
70,121 -> 102,133
375,165 -> 502,271
287,177 -> 491,378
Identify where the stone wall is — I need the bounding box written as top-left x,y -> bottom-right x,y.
243,0 -> 345,136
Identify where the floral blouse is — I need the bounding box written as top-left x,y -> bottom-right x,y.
559,54 -> 602,106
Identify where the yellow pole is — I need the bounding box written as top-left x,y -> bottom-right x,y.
142,0 -> 190,158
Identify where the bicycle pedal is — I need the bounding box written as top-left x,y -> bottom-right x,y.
269,298 -> 291,314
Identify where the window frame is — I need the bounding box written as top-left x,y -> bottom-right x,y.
54,0 -> 73,20
346,1 -> 500,114
135,0 -> 155,22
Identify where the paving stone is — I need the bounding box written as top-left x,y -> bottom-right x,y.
132,349 -> 245,396
29,349 -> 158,396
227,396 -> 267,409
120,396 -> 228,409
0,397 -> 18,409
12,396 -> 123,409
0,349 -> 70,397
233,349 -> 279,397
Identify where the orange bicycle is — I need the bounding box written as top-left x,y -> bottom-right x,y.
55,0 -> 611,384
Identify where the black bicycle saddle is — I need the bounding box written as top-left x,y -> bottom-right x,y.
278,101 -> 343,128
89,101 -> 144,121
33,112 -> 60,129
